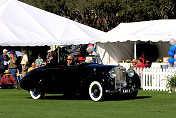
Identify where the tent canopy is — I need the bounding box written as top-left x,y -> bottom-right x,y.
0,0 -> 105,46
97,19 -> 176,43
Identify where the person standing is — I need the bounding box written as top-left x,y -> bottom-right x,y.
0,49 -> 9,80
136,59 -> 146,69
8,51 -> 18,85
46,50 -> 53,63
21,51 -> 28,77
139,52 -> 149,67
35,54 -> 43,67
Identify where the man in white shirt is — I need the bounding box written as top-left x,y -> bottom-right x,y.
21,51 -> 28,77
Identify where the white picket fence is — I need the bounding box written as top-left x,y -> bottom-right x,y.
134,68 -> 176,91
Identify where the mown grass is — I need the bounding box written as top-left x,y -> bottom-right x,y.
0,89 -> 176,118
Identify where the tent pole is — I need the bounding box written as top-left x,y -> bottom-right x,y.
134,42 -> 137,59
57,46 -> 60,63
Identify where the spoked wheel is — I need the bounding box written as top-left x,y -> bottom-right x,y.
89,81 -> 104,102
30,89 -> 45,100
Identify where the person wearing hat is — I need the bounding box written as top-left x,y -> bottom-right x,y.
0,69 -> 18,88
87,45 -> 97,56
131,59 -> 137,70
77,57 -> 85,65
46,50 -> 53,64
66,56 -> 74,66
0,49 -> 9,80
8,51 -> 18,85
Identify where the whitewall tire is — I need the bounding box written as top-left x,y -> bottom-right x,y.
89,81 -> 104,102
30,89 -> 45,100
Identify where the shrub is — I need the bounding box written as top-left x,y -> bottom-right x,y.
167,76 -> 176,92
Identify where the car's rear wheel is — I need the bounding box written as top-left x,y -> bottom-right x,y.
89,81 -> 104,101
30,89 -> 45,100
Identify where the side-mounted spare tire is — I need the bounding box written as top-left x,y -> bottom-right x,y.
89,81 -> 104,102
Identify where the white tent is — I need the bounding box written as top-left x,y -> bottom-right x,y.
0,0 -> 105,46
98,19 -> 176,42
97,19 -> 174,65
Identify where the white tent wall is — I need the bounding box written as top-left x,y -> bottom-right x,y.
97,42 -> 134,65
97,41 -> 170,65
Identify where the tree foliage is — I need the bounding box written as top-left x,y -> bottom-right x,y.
19,0 -> 176,31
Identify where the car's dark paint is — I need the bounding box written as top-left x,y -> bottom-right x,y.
20,57 -> 140,101
20,63 -> 116,94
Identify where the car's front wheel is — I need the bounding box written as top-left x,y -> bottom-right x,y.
30,89 -> 45,100
89,81 -> 104,102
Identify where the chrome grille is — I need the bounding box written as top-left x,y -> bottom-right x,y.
114,66 -> 126,90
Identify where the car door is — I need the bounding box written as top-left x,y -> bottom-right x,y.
45,64 -> 65,91
61,65 -> 81,90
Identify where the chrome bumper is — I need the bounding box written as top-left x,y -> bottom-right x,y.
105,88 -> 139,94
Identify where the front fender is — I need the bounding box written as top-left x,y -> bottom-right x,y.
20,70 -> 45,91
81,71 -> 108,90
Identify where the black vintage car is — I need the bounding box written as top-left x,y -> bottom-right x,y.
20,55 -> 140,101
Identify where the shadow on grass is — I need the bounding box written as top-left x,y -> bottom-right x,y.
26,94 -> 152,101
103,94 -> 152,101
45,95 -> 89,100
26,95 -> 89,101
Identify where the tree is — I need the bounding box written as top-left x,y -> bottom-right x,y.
19,0 -> 176,31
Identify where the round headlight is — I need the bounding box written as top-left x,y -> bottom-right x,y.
127,69 -> 135,77
109,68 -> 116,78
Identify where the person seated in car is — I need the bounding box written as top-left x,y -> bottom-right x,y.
66,56 -> 75,66
77,57 -> 85,65
27,62 -> 37,72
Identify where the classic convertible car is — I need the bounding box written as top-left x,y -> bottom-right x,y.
20,55 -> 140,101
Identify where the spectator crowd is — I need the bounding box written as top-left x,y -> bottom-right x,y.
0,48 -> 56,88
0,44 -> 97,88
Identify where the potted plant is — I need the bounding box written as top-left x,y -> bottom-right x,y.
156,58 -> 163,63
167,76 -> 176,92
119,59 -> 124,63
125,59 -> 131,63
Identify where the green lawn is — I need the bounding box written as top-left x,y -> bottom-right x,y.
0,89 -> 176,118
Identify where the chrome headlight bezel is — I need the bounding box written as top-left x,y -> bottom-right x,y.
127,69 -> 135,77
109,67 -> 116,78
